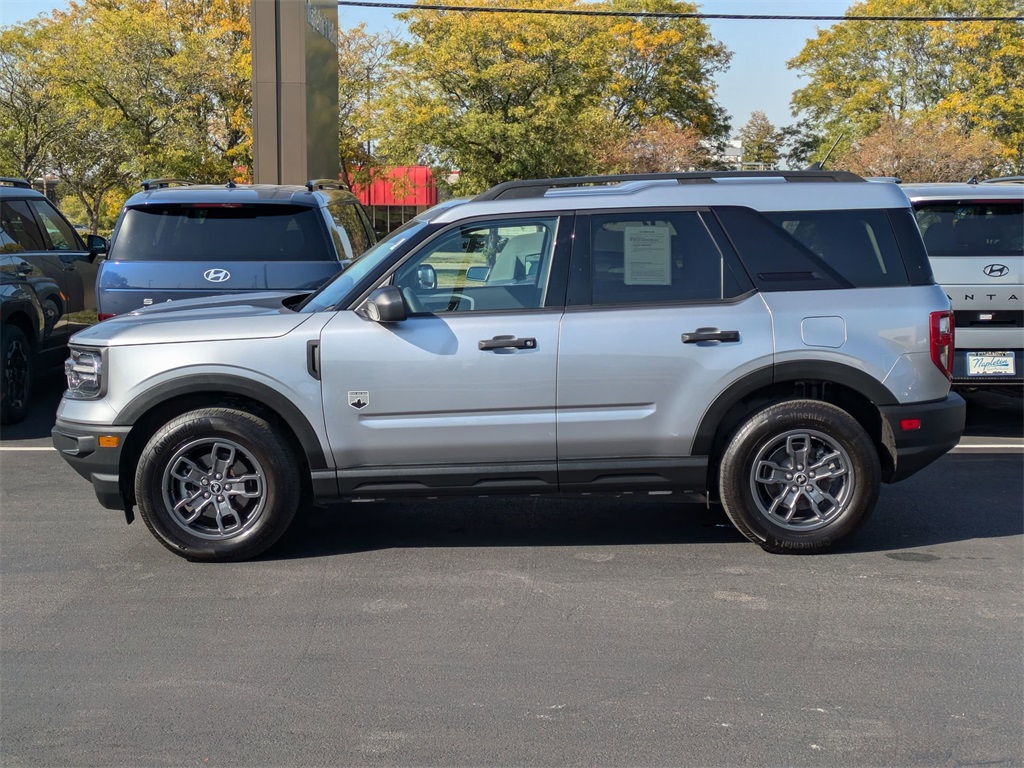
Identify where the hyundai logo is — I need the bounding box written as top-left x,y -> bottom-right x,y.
983,264 -> 1009,278
203,268 -> 231,283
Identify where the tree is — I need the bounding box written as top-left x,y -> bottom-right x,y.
835,116 -> 1003,181
337,24 -> 398,184
737,111 -> 782,168
0,23 -> 67,181
597,119 -> 716,172
788,0 -> 1024,172
377,0 -> 731,193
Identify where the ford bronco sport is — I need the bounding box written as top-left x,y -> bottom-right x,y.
54,171 -> 966,561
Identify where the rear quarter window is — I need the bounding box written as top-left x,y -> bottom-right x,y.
913,201 -> 1023,257
762,209 -> 909,287
111,204 -> 334,262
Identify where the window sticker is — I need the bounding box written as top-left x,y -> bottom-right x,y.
624,226 -> 672,285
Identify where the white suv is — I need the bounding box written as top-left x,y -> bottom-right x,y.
53,171 -> 966,561
901,181 -> 1023,389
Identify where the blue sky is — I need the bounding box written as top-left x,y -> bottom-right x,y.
1,0 -> 845,133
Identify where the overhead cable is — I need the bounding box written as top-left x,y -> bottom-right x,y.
336,1 -> 1023,22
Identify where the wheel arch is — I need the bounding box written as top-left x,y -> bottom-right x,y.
695,361 -> 900,492
115,375 -> 328,509
2,309 -> 40,348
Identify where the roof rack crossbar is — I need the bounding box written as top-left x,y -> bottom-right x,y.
0,177 -> 32,189
474,170 -> 865,201
141,178 -> 195,191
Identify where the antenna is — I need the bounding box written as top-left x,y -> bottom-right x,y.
805,133 -> 845,171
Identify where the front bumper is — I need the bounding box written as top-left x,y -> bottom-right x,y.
52,419 -> 132,511
879,392 -> 966,483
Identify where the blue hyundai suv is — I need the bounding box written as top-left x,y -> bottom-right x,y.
96,179 -> 377,320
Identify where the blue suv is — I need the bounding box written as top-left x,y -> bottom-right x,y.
96,179 -> 377,320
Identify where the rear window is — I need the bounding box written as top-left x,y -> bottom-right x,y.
913,201 -> 1023,257
111,204 -> 333,262
762,209 -> 909,287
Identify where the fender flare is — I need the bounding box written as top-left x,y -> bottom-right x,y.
691,361 -> 897,456
115,374 -> 328,470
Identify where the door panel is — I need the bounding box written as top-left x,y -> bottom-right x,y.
319,310 -> 561,470
556,298 -> 774,460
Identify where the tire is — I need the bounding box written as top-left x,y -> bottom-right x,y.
718,399 -> 880,554
1,324 -> 33,425
134,408 -> 300,561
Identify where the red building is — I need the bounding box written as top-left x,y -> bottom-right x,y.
350,166 -> 438,236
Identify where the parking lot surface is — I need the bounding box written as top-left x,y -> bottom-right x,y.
2,375 -> 1022,767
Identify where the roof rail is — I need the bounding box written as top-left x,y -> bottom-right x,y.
0,177 -> 32,189
140,178 -> 195,191
474,171 -> 866,201
306,178 -> 350,192
980,176 -> 1024,185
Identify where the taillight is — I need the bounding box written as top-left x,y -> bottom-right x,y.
98,313 -> 117,321
930,310 -> 954,380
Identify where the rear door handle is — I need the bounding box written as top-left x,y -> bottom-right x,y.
682,327 -> 740,344
479,335 -> 537,351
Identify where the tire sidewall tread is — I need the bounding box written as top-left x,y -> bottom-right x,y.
135,407 -> 299,562
719,399 -> 880,554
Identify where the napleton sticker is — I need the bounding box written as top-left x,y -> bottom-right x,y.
348,391 -> 369,410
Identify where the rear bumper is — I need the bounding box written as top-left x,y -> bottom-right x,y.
879,393 -> 966,483
52,420 -> 131,511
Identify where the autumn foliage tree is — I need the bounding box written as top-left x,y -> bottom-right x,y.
788,0 -> 1024,173
836,116 -> 1003,182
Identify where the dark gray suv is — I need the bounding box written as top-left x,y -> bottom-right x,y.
1,178 -> 105,423
96,179 -> 377,319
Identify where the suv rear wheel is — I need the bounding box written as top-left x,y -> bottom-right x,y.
718,400 -> 880,553
135,408 -> 300,561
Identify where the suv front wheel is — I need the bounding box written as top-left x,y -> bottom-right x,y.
135,408 -> 300,561
718,400 -> 880,553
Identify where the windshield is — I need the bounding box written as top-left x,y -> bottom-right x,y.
298,218 -> 430,312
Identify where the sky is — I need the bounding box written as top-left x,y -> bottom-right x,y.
0,0 -> 845,134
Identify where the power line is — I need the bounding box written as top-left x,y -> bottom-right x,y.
336,1 -> 1023,22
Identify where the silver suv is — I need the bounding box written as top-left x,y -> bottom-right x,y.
53,171 -> 966,561
901,181 -> 1022,389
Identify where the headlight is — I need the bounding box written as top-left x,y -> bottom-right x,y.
64,348 -> 104,399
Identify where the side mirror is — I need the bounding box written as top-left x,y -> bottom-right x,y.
361,286 -> 407,323
465,266 -> 488,282
87,234 -> 108,259
416,264 -> 436,290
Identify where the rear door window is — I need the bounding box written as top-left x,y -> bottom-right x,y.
1,200 -> 46,252
327,199 -> 372,257
111,204 -> 333,262
913,201 -> 1023,256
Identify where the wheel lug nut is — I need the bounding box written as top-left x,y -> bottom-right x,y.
786,474 -> 793,480
217,496 -> 225,502
201,478 -> 208,485
225,484 -> 232,491
204,492 -> 211,499
215,473 -> 222,480
791,486 -> 799,492
805,485 -> 813,490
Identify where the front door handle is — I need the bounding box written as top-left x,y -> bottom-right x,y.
479,335 -> 537,351
682,327 -> 740,344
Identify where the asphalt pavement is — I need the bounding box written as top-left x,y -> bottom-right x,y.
1,373 -> 1021,767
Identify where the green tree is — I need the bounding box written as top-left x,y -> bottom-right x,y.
338,24 -> 398,184
377,0 -> 730,193
788,0 -> 1024,172
737,111 -> 782,167
0,23 -> 67,181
